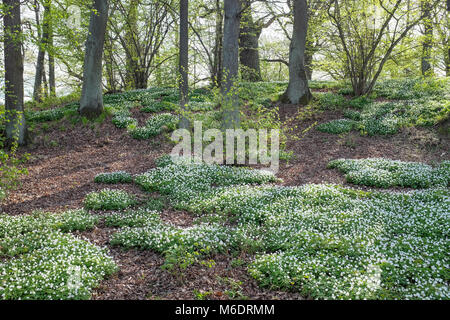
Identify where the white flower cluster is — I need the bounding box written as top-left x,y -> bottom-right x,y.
127,159 -> 449,299
94,171 -> 133,184
134,161 -> 277,207
106,207 -> 235,256
26,104 -> 78,123
111,221 -> 235,256
128,113 -> 179,140
328,158 -> 449,188
0,212 -> 116,300
84,188 -> 137,211
317,119 -> 356,134
186,183 -> 449,300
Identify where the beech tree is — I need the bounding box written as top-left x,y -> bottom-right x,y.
79,0 -> 109,118
239,0 -> 262,82
281,0 -> 312,105
3,0 -> 26,145
179,0 -> 190,128
212,0 -> 223,87
221,0 -> 241,129
33,0 -> 52,102
421,0 -> 433,75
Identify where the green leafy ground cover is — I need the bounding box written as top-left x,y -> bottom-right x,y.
104,157 -> 450,300
316,78 -> 449,136
0,211 -> 117,299
328,158 -> 450,188
8,79 -> 450,300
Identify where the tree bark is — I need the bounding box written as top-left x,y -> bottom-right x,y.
125,0 -> 139,90
104,30 -> 117,93
80,0 -> 109,118
281,0 -> 311,105
212,0 -> 223,87
47,0 -> 56,96
222,0 -> 241,129
33,1 -> 51,102
447,0 -> 450,76
421,0 -> 433,76
304,50 -> 313,80
179,0 -> 190,128
3,0 -> 26,145
239,0 -> 262,82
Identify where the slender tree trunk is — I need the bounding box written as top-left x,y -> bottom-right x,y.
47,0 -> 56,96
80,0 -> 109,118
3,0 -> 26,145
125,0 -> 138,90
447,0 -> 450,76
421,0 -> 433,76
33,1 -> 51,102
179,0 -> 190,128
155,31 -> 163,86
212,0 -> 223,87
281,0 -> 311,105
42,67 -> 49,98
104,30 -> 117,93
304,50 -> 313,80
239,0 -> 262,82
222,0 -> 241,129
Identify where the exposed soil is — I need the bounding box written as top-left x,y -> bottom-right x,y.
1,102 -> 448,300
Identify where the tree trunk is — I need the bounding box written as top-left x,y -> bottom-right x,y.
42,67 -> 49,99
125,0 -> 139,90
179,0 -> 190,129
221,0 -> 241,129
281,0 -> 311,105
304,50 -> 313,80
447,0 -> 450,76
104,30 -> 117,93
3,0 -> 26,145
80,0 -> 109,118
33,1 -> 51,102
421,0 -> 433,76
239,0 -> 262,82
47,0 -> 56,96
212,0 -> 223,87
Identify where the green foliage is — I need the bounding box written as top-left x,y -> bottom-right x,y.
115,158 -> 449,299
0,211 -> 116,300
317,119 -> 356,134
25,92 -> 81,112
104,208 -> 161,228
112,114 -> 138,129
183,182 -> 449,299
321,95 -> 449,136
317,93 -> 347,110
374,78 -> 450,100
94,172 -> 133,184
84,189 -> 137,211
0,108 -> 29,201
348,96 -> 372,110
328,158 -> 450,188
343,109 -> 362,121
128,113 -> 179,140
309,80 -> 345,90
144,197 -> 166,211
134,160 -> 277,208
26,103 -> 79,123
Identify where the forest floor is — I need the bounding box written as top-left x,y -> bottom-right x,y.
1,85 -> 448,299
